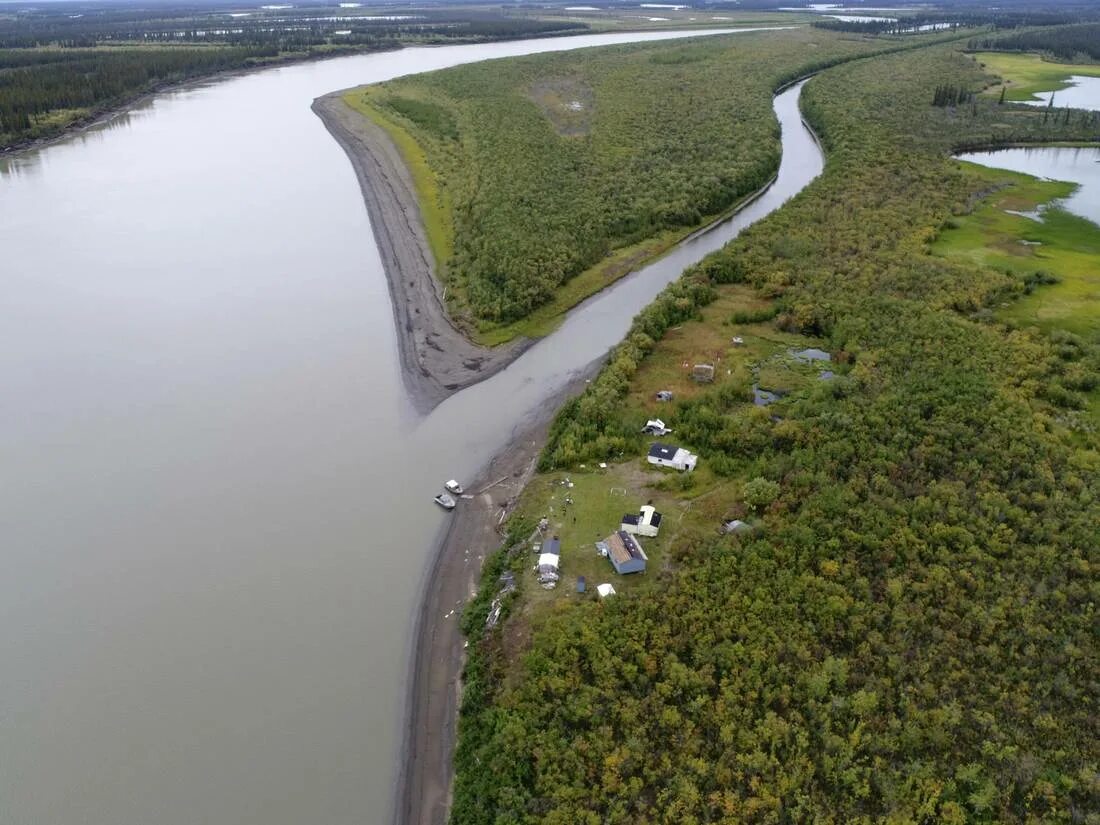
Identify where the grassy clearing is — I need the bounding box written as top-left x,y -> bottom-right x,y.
506,283 -> 826,612
933,161 -> 1100,339
342,88 -> 455,272
972,51 -> 1100,102
624,283 -> 822,411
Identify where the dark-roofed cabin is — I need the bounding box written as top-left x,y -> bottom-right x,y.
602,530 -> 648,575
647,442 -> 698,472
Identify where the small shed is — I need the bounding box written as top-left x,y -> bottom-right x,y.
576,576 -> 586,594
647,442 -> 698,472
603,530 -> 648,575
692,363 -> 715,383
597,583 -> 616,599
621,504 -> 662,538
656,390 -> 673,402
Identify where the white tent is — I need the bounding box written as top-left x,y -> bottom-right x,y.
596,583 -> 616,598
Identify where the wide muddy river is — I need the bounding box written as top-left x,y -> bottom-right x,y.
0,30 -> 821,825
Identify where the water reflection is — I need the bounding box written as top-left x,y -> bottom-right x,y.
1018,74 -> 1100,112
957,145 -> 1100,227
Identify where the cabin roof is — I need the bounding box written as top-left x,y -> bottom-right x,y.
648,443 -> 678,460
605,531 -> 647,565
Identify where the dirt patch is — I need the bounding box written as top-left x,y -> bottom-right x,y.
528,77 -> 594,137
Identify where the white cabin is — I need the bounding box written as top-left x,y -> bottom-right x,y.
647,442 -> 698,472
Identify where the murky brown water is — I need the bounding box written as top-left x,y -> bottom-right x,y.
0,32 -> 819,825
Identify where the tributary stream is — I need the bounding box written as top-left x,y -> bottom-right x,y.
0,31 -> 822,825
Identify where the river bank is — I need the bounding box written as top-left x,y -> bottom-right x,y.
386,77 -> 827,825
312,92 -> 532,413
312,76 -> 789,412
393,364 -> 599,825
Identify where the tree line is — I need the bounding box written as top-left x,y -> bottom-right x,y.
968,22 -> 1100,61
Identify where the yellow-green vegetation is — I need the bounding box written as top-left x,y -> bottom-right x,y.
343,88 -> 456,274
974,51 -> 1100,102
348,28 -> 897,340
932,162 -> 1100,423
933,162 -> 1100,337
454,38 -> 1100,824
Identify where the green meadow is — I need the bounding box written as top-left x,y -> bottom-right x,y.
974,51 -> 1100,102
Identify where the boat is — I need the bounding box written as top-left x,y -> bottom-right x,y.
444,479 -> 464,495
434,493 -> 457,510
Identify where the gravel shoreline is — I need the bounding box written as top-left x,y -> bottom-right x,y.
312,92 -> 532,413
392,365 -> 598,825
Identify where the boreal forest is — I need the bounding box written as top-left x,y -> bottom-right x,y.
448,27 -> 1100,825
349,28 -> 968,336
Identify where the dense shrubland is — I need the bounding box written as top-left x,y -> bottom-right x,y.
358,29 -> 894,328
452,41 -> 1100,824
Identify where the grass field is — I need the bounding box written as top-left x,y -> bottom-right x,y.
933,162 -> 1100,339
503,282 -> 831,617
972,51 -> 1100,102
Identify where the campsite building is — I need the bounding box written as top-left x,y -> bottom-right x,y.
599,530 -> 648,575
621,504 -> 662,538
647,442 -> 698,472
536,535 -> 561,587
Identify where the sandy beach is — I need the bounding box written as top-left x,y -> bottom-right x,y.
312,92 -> 532,413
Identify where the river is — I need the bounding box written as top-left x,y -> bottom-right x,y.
0,32 -> 821,825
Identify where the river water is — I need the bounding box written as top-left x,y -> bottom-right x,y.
958,146 -> 1100,226
0,32 -> 821,825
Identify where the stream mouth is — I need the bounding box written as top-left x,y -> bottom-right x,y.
0,34 -> 822,825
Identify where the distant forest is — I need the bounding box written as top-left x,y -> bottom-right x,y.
969,22 -> 1100,61
0,6 -> 588,149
